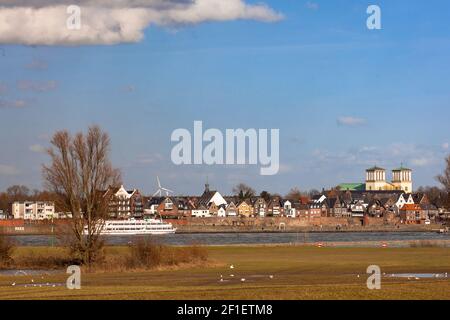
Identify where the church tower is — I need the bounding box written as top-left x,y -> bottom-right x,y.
365,166 -> 386,191
392,166 -> 412,193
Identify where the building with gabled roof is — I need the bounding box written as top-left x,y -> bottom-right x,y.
197,183 -> 227,207
103,185 -> 144,218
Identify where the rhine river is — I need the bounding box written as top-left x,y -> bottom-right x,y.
6,231 -> 449,247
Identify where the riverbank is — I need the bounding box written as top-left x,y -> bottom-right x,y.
0,222 -> 444,236
5,231 -> 450,247
1,245 -> 449,300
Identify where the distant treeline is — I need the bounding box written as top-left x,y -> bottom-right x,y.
0,185 -> 62,213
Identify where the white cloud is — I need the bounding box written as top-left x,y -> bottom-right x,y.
0,164 -> 20,176
0,99 -> 28,108
311,143 -> 444,169
305,1 -> 319,10
0,0 -> 283,46
140,153 -> 163,163
411,157 -> 433,167
29,144 -> 47,153
18,80 -> 58,92
337,116 -> 367,127
442,142 -> 449,150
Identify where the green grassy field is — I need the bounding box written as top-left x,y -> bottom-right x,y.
0,245 -> 449,300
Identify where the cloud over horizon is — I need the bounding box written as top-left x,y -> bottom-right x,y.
0,164 -> 20,176
18,80 -> 58,92
0,99 -> 28,108
337,116 -> 367,127
0,0 -> 283,46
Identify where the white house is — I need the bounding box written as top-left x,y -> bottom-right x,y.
217,205 -> 227,217
12,201 -> 55,220
395,193 -> 414,213
191,205 -> 211,218
198,184 -> 227,207
283,200 -> 296,218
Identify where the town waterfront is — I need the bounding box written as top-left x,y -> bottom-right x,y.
6,231 -> 449,247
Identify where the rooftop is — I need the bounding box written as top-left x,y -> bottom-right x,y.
366,166 -> 385,171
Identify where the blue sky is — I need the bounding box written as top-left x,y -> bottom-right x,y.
0,0 -> 449,195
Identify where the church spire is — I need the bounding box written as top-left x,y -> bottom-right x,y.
205,175 -> 210,193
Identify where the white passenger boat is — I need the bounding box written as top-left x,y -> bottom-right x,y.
84,218 -> 177,235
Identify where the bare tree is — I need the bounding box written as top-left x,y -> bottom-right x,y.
437,155 -> 450,210
42,125 -> 121,265
232,183 -> 256,200
437,155 -> 450,191
260,191 -> 272,202
6,185 -> 30,200
285,188 -> 302,201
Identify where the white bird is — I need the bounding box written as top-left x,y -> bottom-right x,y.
241,278 -> 246,282
11,282 -> 15,286
230,265 -> 235,269
269,275 -> 274,279
52,285 -> 56,288
31,279 -> 34,283
415,277 -> 420,280
220,278 -> 224,282
230,274 -> 234,277
357,275 -> 360,278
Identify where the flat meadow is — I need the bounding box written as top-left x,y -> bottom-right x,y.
0,245 -> 449,300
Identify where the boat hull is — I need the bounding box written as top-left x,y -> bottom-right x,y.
99,229 -> 177,236
84,219 -> 177,236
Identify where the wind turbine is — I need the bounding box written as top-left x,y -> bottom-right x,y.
153,176 -> 174,197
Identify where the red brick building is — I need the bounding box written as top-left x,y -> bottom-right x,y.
399,204 -> 425,224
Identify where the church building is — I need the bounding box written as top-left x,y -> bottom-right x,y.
339,166 -> 413,193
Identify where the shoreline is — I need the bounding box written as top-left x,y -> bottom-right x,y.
1,229 -> 444,236
3,239 -> 450,249
1,227 -> 446,236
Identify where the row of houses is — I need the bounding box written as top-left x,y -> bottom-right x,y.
5,184 -> 448,224
145,186 -> 447,224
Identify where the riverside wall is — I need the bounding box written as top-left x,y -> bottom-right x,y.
0,216 -> 442,235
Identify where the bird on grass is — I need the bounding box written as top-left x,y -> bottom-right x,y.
269,275 -> 274,279
240,278 -> 246,282
230,274 -> 234,278
230,265 -> 235,269
11,282 -> 15,287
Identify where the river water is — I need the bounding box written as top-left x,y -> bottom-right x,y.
5,231 -> 449,247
